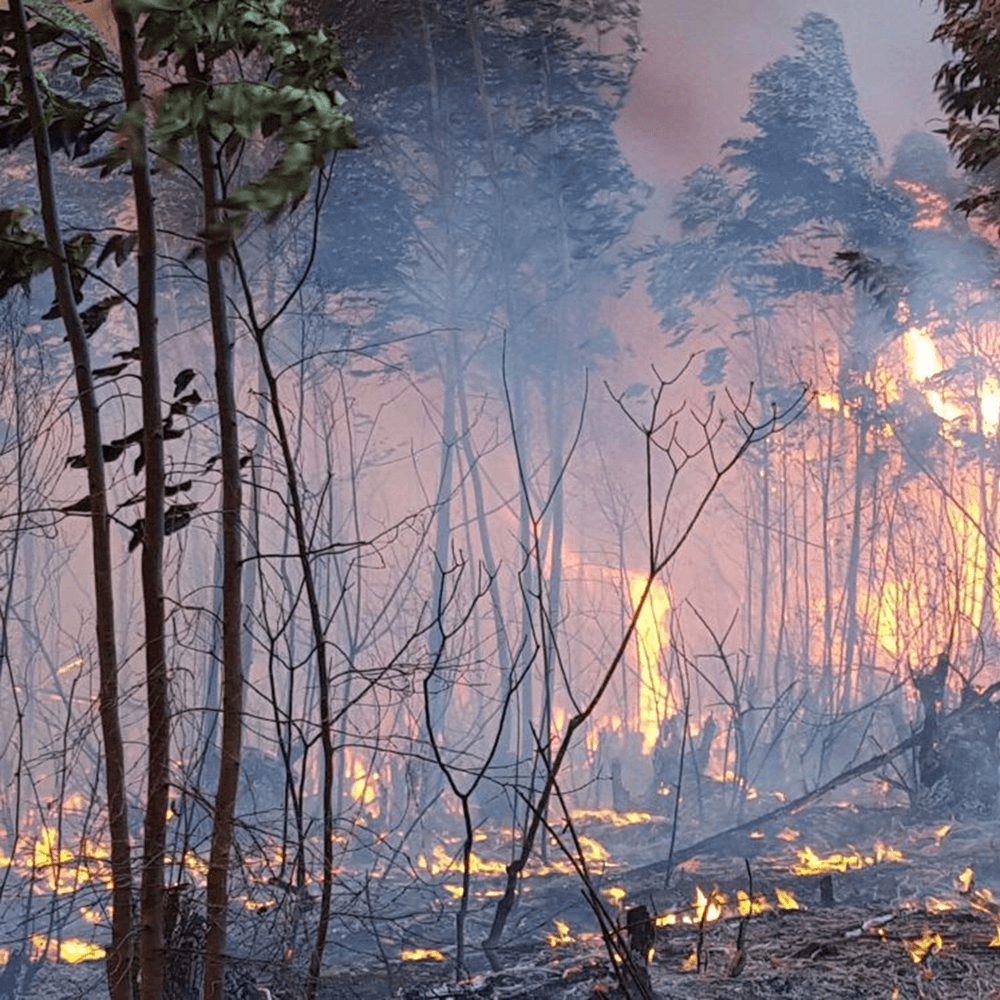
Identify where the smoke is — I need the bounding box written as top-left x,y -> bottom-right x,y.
617,0 -> 946,192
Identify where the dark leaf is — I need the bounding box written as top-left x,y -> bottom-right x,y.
93,362 -> 128,378
102,442 -> 125,462
133,445 -> 145,476
80,295 -> 124,336
177,390 -> 202,407
204,453 -> 221,471
60,495 -> 92,513
127,519 -> 144,552
65,454 -> 87,469
173,368 -> 196,396
165,479 -> 193,496
97,233 -> 138,268
113,347 -> 141,361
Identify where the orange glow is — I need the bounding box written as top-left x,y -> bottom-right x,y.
895,179 -> 949,230
924,897 -> 958,914
934,825 -> 951,844
990,925 -> 1000,948
681,949 -> 698,972
776,827 -> 799,842
628,575 -> 672,754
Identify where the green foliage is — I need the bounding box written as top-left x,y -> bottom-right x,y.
0,205 -> 48,298
0,5 -> 119,156
116,0 -> 354,245
933,3 -> 1000,228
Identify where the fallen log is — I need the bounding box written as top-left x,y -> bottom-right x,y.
625,680 -> 1000,883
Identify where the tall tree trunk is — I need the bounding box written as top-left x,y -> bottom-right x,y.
186,54 -> 245,1000
111,9 -> 168,998
9,6 -> 135,999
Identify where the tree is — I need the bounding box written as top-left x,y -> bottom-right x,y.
1,1 -> 352,997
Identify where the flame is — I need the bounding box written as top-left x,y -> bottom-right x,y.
570,808 -> 653,827
681,949 -> 698,972
692,886 -> 724,924
30,935 -> 104,963
399,948 -> 446,961
816,389 -> 841,412
423,845 -> 506,876
774,888 -> 800,910
347,756 -> 380,818
28,827 -> 112,895
991,924 -> 1000,948
628,575 -> 672,755
791,841 -> 904,876
603,886 -> 626,907
957,866 -> 975,895
904,326 -> 944,384
905,928 -> 944,965
934,824 -> 951,844
736,889 -> 771,918
547,919 -> 574,946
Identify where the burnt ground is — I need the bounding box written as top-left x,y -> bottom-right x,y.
12,802 -> 1000,999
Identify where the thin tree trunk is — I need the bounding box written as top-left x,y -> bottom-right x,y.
9,6 -> 134,998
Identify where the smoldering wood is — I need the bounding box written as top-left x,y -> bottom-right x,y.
912,653 -> 1000,817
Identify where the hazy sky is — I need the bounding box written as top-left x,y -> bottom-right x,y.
617,0 -> 948,193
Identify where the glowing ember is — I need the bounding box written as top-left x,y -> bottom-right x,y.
905,928 -> 944,965
776,827 -> 799,842
681,949 -> 698,972
399,948 -> 446,962
547,919 -> 574,946
924,897 -> 958,914
990,925 -> 1000,948
774,888 -> 800,911
791,841 -> 904,876
957,866 -> 975,895
934,824 -> 951,844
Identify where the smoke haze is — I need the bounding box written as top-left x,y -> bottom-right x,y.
618,0 -> 947,192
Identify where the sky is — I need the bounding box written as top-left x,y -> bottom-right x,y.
616,0 -> 948,197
